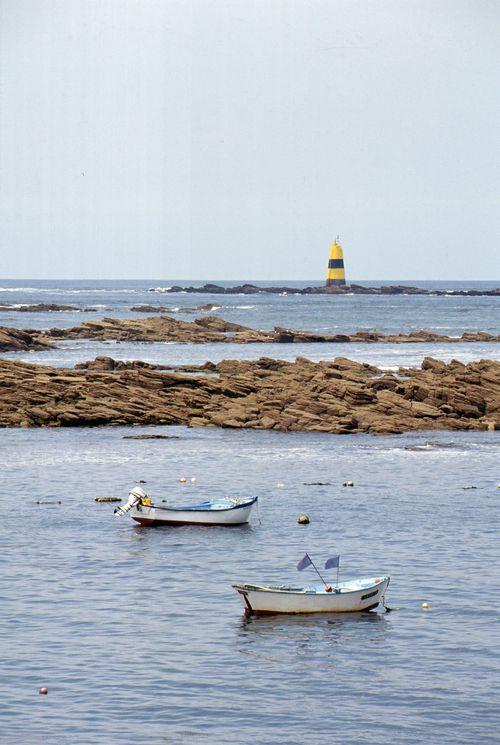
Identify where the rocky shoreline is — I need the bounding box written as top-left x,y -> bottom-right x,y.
0,355 -> 498,434
150,282 -> 500,297
1,315 -> 497,351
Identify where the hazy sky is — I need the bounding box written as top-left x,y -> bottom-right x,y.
0,0 -> 498,280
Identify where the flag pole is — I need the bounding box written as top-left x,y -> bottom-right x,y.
307,554 -> 329,586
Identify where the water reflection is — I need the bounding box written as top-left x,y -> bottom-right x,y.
237,610 -> 390,659
239,609 -> 388,632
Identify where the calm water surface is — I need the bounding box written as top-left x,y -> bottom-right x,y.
0,280 -> 499,743
1,427 -> 499,744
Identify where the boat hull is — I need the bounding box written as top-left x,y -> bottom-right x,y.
233,577 -> 390,615
130,499 -> 256,526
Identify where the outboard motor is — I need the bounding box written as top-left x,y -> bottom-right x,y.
114,487 -> 148,517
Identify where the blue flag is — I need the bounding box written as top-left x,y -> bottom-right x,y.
325,555 -> 340,569
297,553 -> 312,571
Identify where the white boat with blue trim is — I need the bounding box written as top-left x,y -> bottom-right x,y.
115,487 -> 257,527
233,576 -> 390,615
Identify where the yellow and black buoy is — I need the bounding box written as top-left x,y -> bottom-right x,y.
326,237 -> 346,287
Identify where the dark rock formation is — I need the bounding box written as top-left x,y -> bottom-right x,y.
149,282 -> 500,297
0,303 -> 96,312
0,355 -> 498,434
0,326 -> 54,352
130,303 -> 221,313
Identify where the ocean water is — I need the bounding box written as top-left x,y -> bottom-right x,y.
1,279 -> 498,370
0,280 -> 499,743
0,427 -> 499,744
0,279 -> 499,337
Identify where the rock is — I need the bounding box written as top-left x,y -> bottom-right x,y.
0,327 -> 54,352
146,283 -> 500,297
259,415 -> 277,429
25,315 -> 499,346
122,434 -> 181,440
0,303 -> 95,312
0,356 -> 498,435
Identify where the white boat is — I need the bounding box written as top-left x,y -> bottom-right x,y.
233,576 -> 390,616
114,487 -> 257,527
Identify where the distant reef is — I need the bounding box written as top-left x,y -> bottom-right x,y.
0,303 -> 96,312
0,355 -> 498,434
149,282 -> 500,297
0,315 -> 498,351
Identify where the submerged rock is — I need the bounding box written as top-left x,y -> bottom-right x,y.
122,434 -> 181,440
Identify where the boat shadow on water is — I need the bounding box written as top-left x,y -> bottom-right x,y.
239,609 -> 388,629
236,611 -> 392,664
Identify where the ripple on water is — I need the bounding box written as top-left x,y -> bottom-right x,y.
1,426 -> 499,743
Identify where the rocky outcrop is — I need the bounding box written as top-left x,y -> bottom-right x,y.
0,303 -> 96,312
150,282 -> 500,297
0,356 -> 498,433
35,316 -> 500,345
130,303 -> 221,313
40,315 -> 241,344
0,326 -> 54,352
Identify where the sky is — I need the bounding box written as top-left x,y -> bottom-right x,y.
0,0 -> 498,281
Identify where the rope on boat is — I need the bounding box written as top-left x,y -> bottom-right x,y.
255,498 -> 262,525
381,577 -> 393,612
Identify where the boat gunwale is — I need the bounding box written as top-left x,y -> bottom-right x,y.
233,577 -> 389,597
136,496 -> 258,514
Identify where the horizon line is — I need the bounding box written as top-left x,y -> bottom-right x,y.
0,277 -> 499,284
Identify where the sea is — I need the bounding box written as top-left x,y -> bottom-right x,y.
0,280 -> 499,744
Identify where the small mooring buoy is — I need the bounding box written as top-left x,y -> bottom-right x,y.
39,688 -> 48,695
422,602 -> 429,609
297,514 -> 310,525
342,481 -> 354,487
276,482 -> 285,488
179,477 -> 187,483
